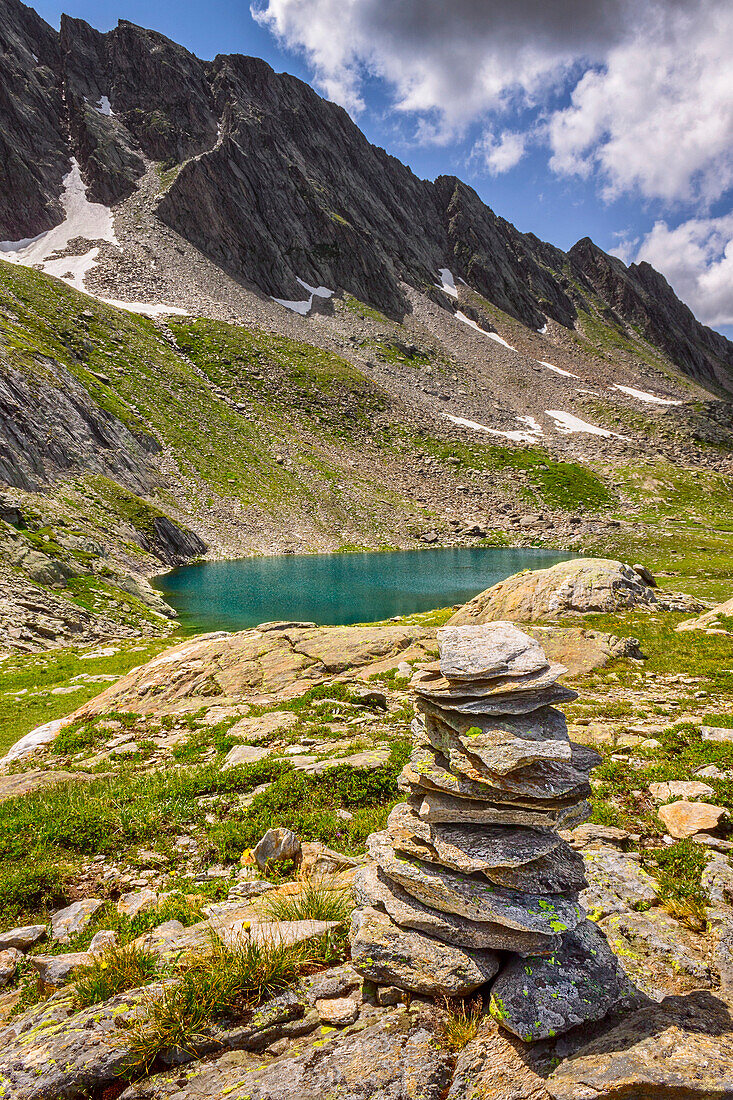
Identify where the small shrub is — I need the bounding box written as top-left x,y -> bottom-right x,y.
74,943 -> 159,1008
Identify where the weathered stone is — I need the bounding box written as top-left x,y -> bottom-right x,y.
600,908 -> 711,995
676,595 -> 733,633
227,710 -> 300,743
701,724 -> 733,742
0,950 -> 21,989
412,662 -> 570,703
386,804 -> 585,893
431,685 -> 579,718
117,888 -> 160,918
88,930 -> 117,956
304,964 -> 361,1004
402,742 -> 591,807
118,1015 -> 451,1100
564,824 -> 630,850
580,847 -> 659,918
417,789 -> 590,829
0,924 -> 46,951
51,898 -> 104,941
354,863 -> 558,954
546,991 -> 733,1099
315,996 -> 359,1026
253,827 -> 302,870
449,558 -> 659,624
30,951 -> 90,985
436,622 -> 549,681
649,780 -> 714,801
350,906 -> 500,996
658,800 -> 727,839
368,831 -> 582,935
490,920 -> 632,1041
375,985 -> 404,1006
222,743 -> 273,770
447,1026 -> 552,1100
419,701 -> 572,775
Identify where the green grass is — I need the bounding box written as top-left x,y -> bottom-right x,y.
0,640 -> 172,756
262,879 -> 353,924
74,943 -> 160,1008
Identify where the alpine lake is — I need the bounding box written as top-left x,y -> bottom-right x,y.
154,546 -> 576,634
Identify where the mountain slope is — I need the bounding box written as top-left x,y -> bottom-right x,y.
1,0 -> 732,396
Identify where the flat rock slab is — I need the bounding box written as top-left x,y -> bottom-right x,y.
119,1015 -> 451,1100
436,623 -> 549,681
354,863 -> 558,955
546,990 -> 733,1099
417,789 -> 590,830
223,744 -> 273,769
315,996 -> 359,1026
433,686 -> 578,718
419,701 -> 572,775
350,906 -> 500,996
412,662 -> 568,702
701,725 -> 733,742
649,780 -> 714,801
658,800 -> 727,839
490,919 -> 633,1041
403,742 -> 590,807
368,832 -> 582,935
447,1027 -> 552,1100
0,769 -> 91,802
30,951 -> 89,986
386,803 -> 585,894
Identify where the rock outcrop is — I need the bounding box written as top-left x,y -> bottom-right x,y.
351,622 -> 630,1041
448,558 -> 704,625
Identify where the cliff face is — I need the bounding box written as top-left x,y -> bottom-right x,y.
0,0 -> 732,394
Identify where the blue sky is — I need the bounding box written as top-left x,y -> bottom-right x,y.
35,0 -> 733,339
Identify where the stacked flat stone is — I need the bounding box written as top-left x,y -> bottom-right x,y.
350,622 -> 632,1041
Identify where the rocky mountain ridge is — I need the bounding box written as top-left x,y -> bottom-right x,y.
1,0 -> 732,396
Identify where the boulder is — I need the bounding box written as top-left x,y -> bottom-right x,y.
546,991 -> 733,1099
0,949 -> 21,988
89,930 -> 117,956
701,725 -> 733,743
222,744 -> 273,770
117,889 -> 160,919
51,898 -> 105,941
489,919 -> 633,1042
658,800 -> 727,839
0,924 -> 46,951
580,847 -> 659,918
253,828 -> 302,871
649,780 -> 714,801
447,1026 -> 551,1100
676,595 -> 733,633
448,559 -> 659,624
30,951 -> 90,986
350,906 -> 500,996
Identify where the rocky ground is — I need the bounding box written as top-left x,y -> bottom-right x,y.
0,560 -> 731,1098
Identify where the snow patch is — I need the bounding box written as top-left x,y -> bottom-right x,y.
454,311 -> 517,351
445,412 -> 543,443
537,360 -> 578,379
273,276 -> 335,316
99,298 -> 189,317
545,410 -> 630,441
96,95 -> 113,116
537,322 -> 548,334
435,268 -> 458,299
612,384 -> 682,405
0,158 -> 117,292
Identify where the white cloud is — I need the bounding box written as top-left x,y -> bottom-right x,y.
628,215 -> 733,327
474,129 -> 527,175
548,1 -> 733,205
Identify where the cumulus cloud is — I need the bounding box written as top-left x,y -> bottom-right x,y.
473,130 -> 527,175
548,0 -> 733,205
253,0 -> 733,328
628,216 -> 733,327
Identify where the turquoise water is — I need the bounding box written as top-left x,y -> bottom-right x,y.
154,547 -> 576,634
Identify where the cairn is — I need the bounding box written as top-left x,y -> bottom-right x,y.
350,622 -> 632,1041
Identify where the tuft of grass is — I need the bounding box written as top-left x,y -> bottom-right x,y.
262,879 -> 353,924
123,934 -> 315,1074
74,943 -> 160,1008
436,997 -> 484,1052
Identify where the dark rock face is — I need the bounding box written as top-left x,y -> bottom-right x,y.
1,0 -> 732,392
569,237 -> 733,395
0,364 -> 157,491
